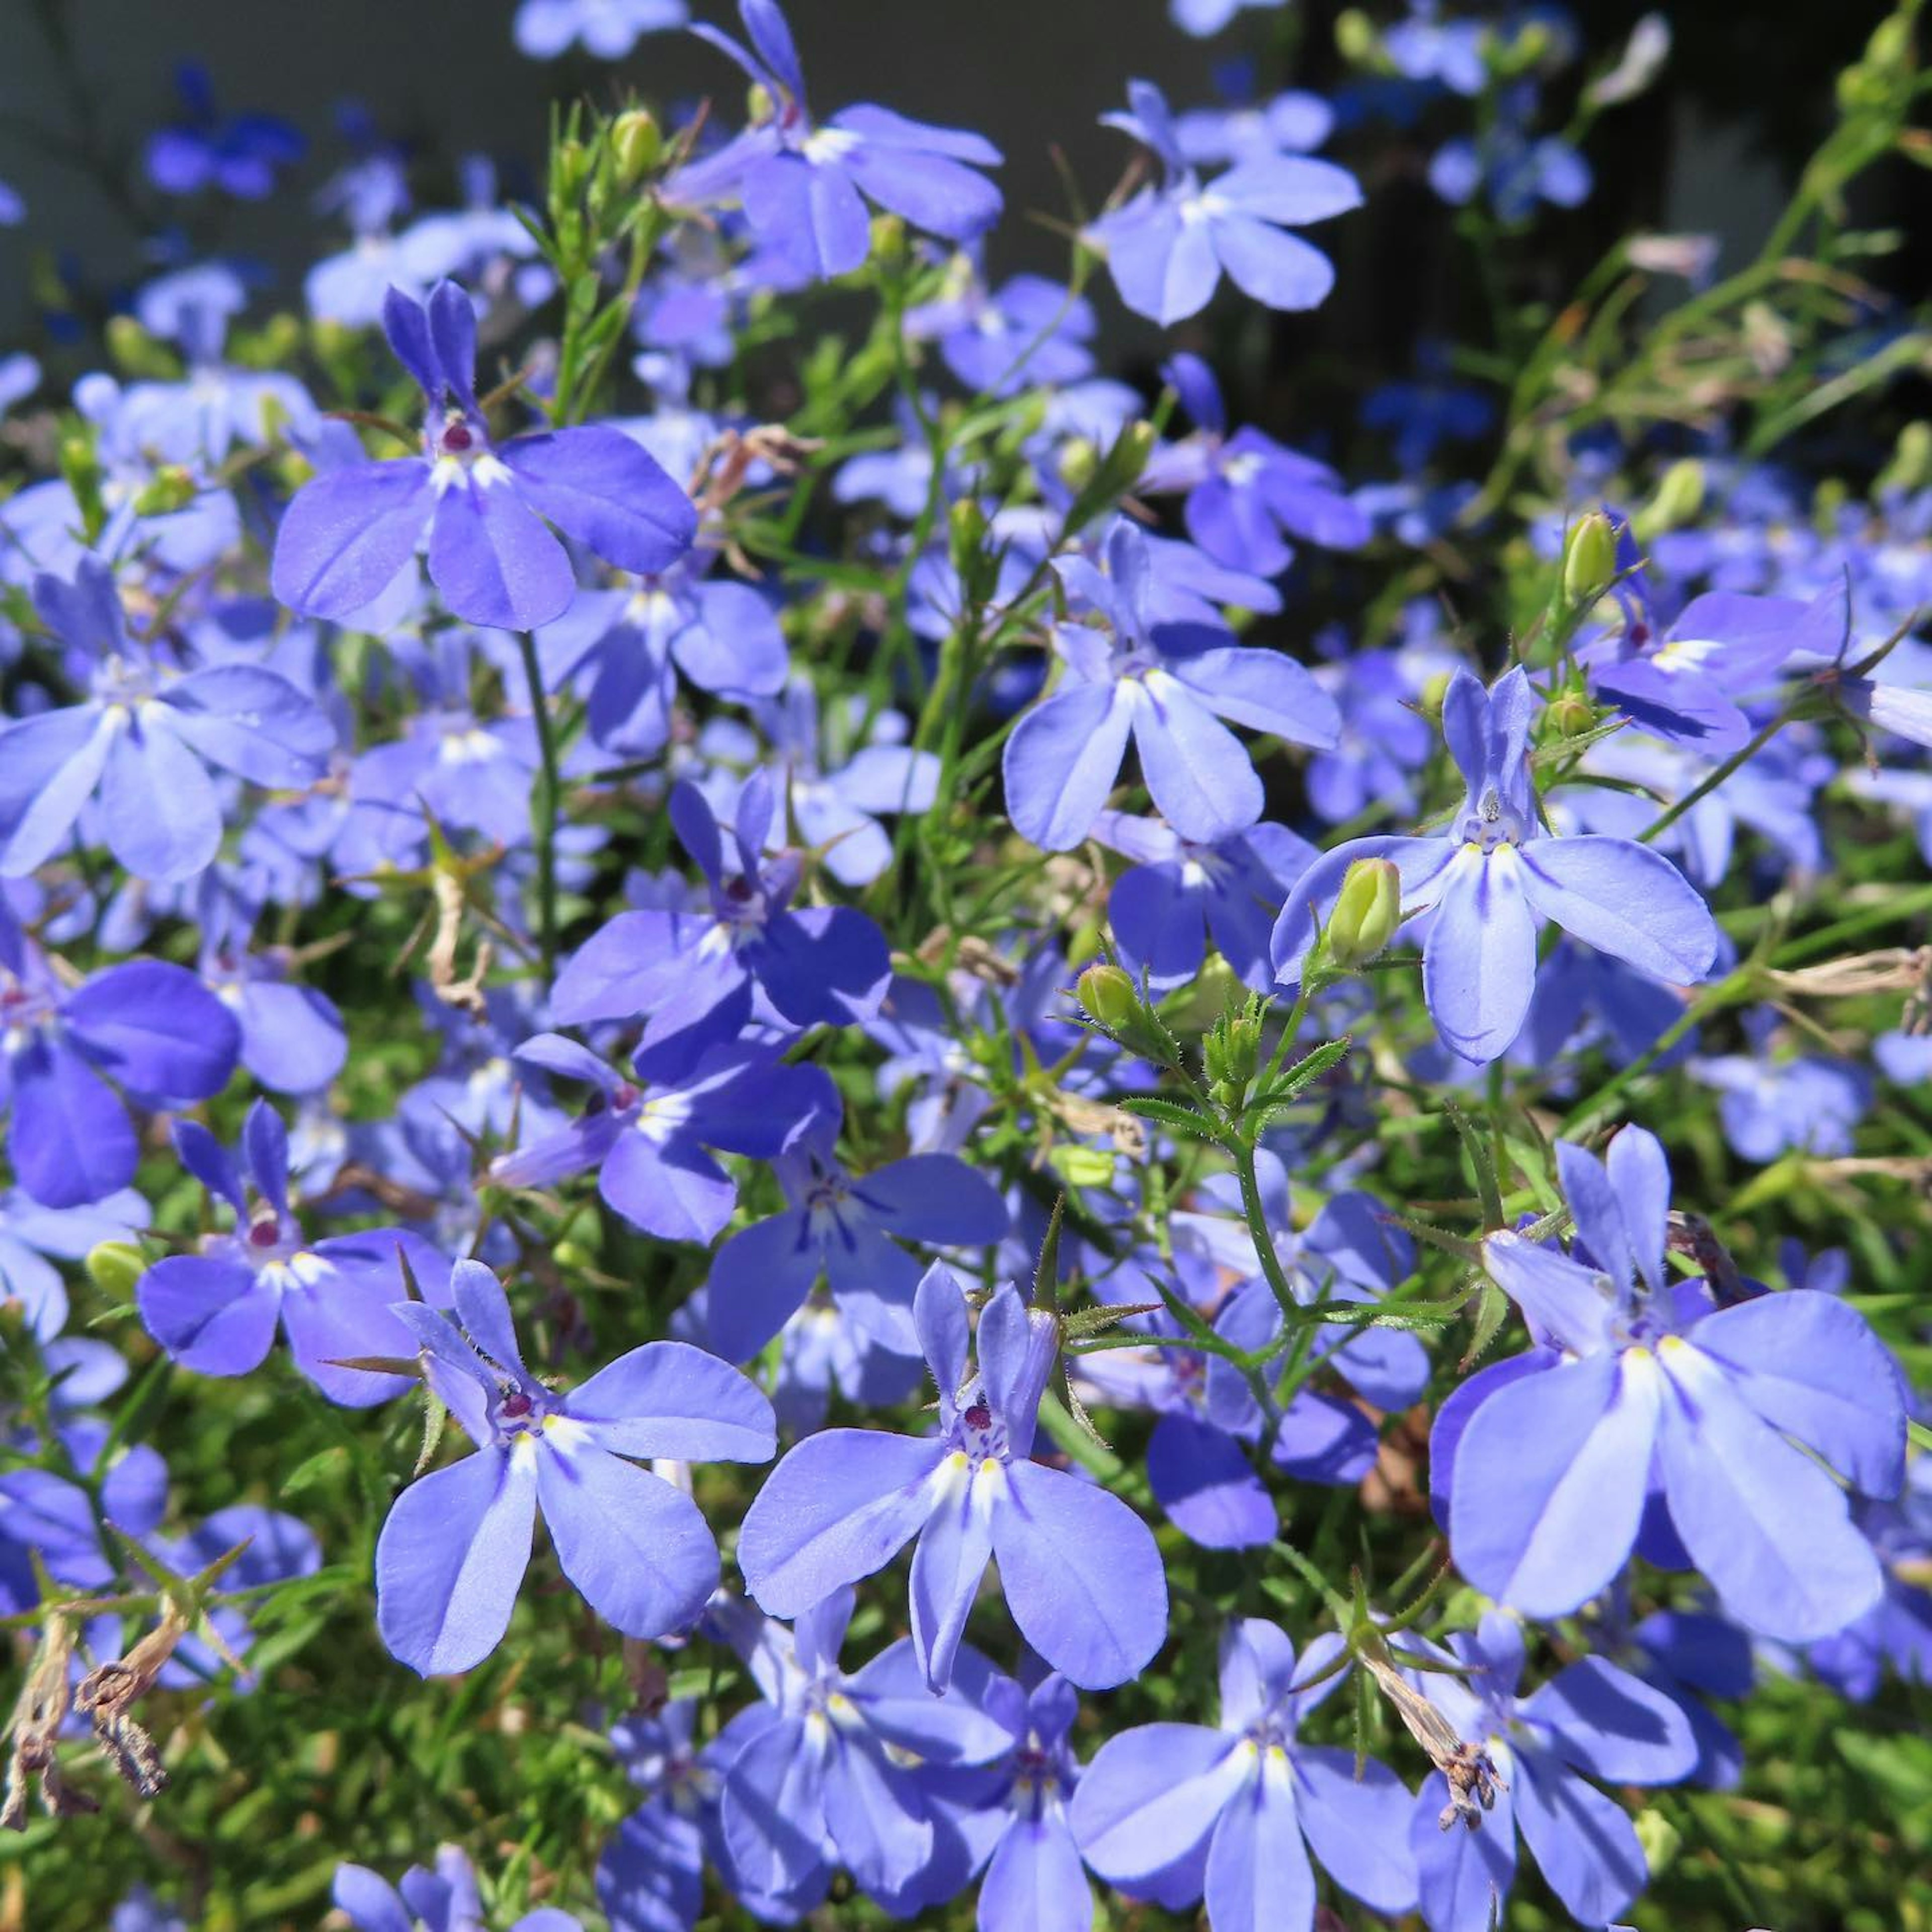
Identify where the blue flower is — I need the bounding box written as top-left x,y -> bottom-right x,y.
0,555 -> 335,883
1403,1611 -> 1696,1932
739,1264 -> 1168,1692
272,281 -> 696,631
143,63 -> 304,201
1002,519 -> 1339,850
1072,1620 -> 1419,1932
514,0 -> 689,59
672,0 -> 1003,281
1435,1126 -> 1906,1640
374,1258 -> 775,1674
1273,665 -> 1719,1063
1086,80 -> 1361,324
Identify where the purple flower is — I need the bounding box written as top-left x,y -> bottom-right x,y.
738,1264 -> 1168,1692
335,1844 -> 582,1932
1086,80 -> 1360,324
514,0 -> 689,59
1002,519 -> 1339,850
596,1700 -> 721,1932
1169,0 -> 1287,35
1403,1611 -> 1696,1932
0,1185 -> 146,1342
549,769 -> 893,1057
375,1258 -> 774,1674
136,1100 -> 456,1406
1435,1126 -> 1905,1640
705,1117 -> 1007,1361
1272,665 -> 1719,1063
272,281 -> 696,631
1071,1620 -> 1418,1932
0,556 -> 335,883
488,1031 -> 837,1244
0,927 -> 238,1209
1094,810 -> 1316,991
143,63 -> 304,200
672,0 -> 1002,281
1141,354 -> 1369,579
196,892 -> 347,1096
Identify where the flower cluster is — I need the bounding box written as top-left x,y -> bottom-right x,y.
2,2 -> 1929,1930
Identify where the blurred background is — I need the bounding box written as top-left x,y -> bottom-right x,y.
0,0 -> 1916,417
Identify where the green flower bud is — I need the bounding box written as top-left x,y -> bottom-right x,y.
1049,1144 -> 1116,1190
949,496 -> 988,575
1418,669 -> 1453,723
1632,458 -> 1704,541
1076,962 -> 1140,1031
552,1239 -> 595,1275
610,108 -> 661,186
132,465 -> 199,517
1548,690 -> 1597,738
1334,8 -> 1377,63
85,1241 -> 148,1304
1879,421 -> 1932,496
1561,510 -> 1618,608
1633,1806 -> 1680,1874
1327,857 -> 1403,969
1057,437 -> 1099,491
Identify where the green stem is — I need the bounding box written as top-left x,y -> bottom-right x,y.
518,630 -> 562,985
1639,709 -> 1795,845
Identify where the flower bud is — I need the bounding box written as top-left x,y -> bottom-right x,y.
1057,437 -> 1099,491
1075,962 -> 1139,1031
1327,857 -> 1402,968
1548,690 -> 1596,738
1560,510 -> 1617,608
868,213 -> 908,275
132,465 -> 198,517
85,1241 -> 148,1304
949,496 -> 988,575
610,109 -> 661,186
1632,458 -> 1704,541
1879,421 -> 1932,496
1334,9 -> 1377,63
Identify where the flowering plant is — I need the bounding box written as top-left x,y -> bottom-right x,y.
3,3 -> 1931,1928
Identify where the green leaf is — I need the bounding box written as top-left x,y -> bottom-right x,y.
1116,1095 -> 1221,1140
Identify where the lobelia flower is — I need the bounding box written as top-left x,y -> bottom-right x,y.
1070,1620 -> 1418,1932
1174,83 -> 1335,168
271,281 -> 696,632
738,1264 -> 1168,1693
671,0 -> 1003,282
1435,1126 -> 1905,1640
704,1114 -> 1008,1361
136,1100 -> 457,1407
114,265 -> 321,467
1002,519 -> 1339,851
596,1698 -> 732,1932
335,1844 -> 582,1932
535,550 -> 789,760
0,555 -> 335,883
1140,355 -> 1369,579
0,1185 -> 147,1342
1085,80 -> 1361,324
693,679 -> 940,888
194,887 -> 348,1096
1169,0 -> 1289,35
142,62 -> 304,200
919,1672 -> 1094,1932
708,1587 -> 1012,1915
375,1258 -> 775,1675
549,770 -> 893,1059
1093,809 -> 1316,991
1691,1015 -> 1872,1162
1271,664 -> 1720,1063
514,0 -> 689,59
1806,1457 -> 1932,1701
1400,1611 -> 1696,1932
903,264 -> 1097,397
0,926 -> 238,1210
138,1503 -> 321,1691
488,1031 -> 837,1245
